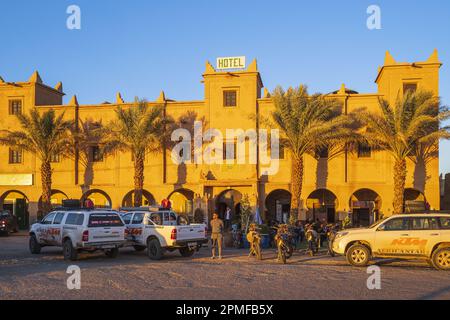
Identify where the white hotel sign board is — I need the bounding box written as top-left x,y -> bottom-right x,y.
216,56 -> 246,70
0,174 -> 33,186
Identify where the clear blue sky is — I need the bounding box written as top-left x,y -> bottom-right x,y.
1,0 -> 449,174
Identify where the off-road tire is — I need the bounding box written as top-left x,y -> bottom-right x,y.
29,235 -> 41,254
147,238 -> 163,260
346,244 -> 370,267
63,239 -> 78,261
431,247 -> 450,271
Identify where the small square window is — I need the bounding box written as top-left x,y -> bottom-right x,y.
9,148 -> 22,164
9,100 -> 22,115
223,90 -> 237,107
357,143 -> 372,158
403,83 -> 417,95
91,146 -> 103,162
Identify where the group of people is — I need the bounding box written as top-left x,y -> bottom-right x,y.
209,213 -> 341,261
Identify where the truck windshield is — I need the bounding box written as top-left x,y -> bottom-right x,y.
88,213 -> 124,227
369,218 -> 387,229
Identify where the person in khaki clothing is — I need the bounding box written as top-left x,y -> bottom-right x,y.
210,213 -> 224,259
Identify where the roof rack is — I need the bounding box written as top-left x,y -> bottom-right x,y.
120,206 -> 171,212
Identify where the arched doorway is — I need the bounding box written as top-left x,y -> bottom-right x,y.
122,190 -> 156,207
307,189 -> 338,223
80,189 -> 112,208
349,189 -> 382,227
265,189 -> 291,223
38,190 -> 69,210
215,189 -> 243,222
0,190 -> 29,229
168,189 -> 195,217
404,188 -> 427,213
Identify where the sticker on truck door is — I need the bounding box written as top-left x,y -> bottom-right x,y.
379,237 -> 428,255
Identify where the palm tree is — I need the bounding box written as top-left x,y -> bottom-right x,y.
0,108 -> 73,215
269,85 -> 356,220
359,90 -> 450,214
101,99 -> 169,207
68,118 -> 104,192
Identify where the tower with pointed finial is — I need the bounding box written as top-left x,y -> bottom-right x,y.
116,92 -> 124,104
246,59 -> 258,72
29,71 -> 43,84
55,82 -> 63,93
376,49 -> 442,102
156,91 -> 166,103
204,61 -> 216,74
384,51 -> 396,65
69,95 -> 79,106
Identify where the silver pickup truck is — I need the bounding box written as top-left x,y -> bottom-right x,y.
120,207 -> 208,260
29,209 -> 126,261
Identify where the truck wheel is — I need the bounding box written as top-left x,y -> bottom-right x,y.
147,238 -> 163,260
63,239 -> 78,261
133,245 -> 146,252
179,247 -> 195,257
346,244 -> 370,267
431,247 -> 450,271
29,235 -> 41,254
105,248 -> 119,258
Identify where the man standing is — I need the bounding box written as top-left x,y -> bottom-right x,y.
210,213 -> 224,259
225,207 -> 232,230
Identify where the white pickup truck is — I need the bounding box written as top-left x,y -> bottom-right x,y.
29,209 -> 126,261
120,207 -> 208,260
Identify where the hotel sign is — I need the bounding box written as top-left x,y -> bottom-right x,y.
0,174 -> 33,186
216,56 -> 246,70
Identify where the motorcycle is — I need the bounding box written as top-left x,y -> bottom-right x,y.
274,224 -> 294,264
326,224 -> 340,257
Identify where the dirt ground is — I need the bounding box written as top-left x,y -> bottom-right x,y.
0,234 -> 449,300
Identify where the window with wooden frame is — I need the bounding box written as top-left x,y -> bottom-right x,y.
357,142 -> 372,158
9,99 -> 22,115
91,146 -> 103,162
403,83 -> 417,95
223,90 -> 237,107
9,148 -> 23,164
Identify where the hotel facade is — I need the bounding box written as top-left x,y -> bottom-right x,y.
0,51 -> 443,229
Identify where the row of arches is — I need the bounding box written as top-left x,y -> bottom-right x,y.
264,187 -> 427,226
0,186 -> 428,229
0,188 -> 196,218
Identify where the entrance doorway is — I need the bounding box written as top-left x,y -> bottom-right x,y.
0,190 -> 29,229
306,189 -> 338,223
349,189 -> 382,227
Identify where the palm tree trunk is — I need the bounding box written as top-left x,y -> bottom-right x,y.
290,155 -> 304,223
40,161 -> 52,214
393,158 -> 407,214
134,154 -> 145,207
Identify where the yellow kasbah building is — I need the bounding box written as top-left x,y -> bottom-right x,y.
0,50 -> 443,228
